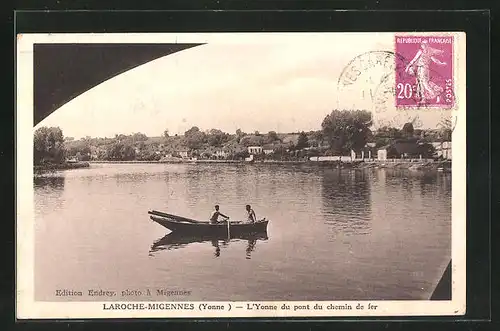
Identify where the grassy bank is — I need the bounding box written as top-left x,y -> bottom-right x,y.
34,162 -> 90,172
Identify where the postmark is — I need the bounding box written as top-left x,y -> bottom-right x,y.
337,50 -> 405,113
338,49 -> 456,129
337,51 -> 413,128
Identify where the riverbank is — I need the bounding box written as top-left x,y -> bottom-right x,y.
89,159 -> 451,171
34,162 -> 90,172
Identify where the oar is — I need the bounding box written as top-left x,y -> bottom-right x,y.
148,210 -> 200,223
226,217 -> 231,241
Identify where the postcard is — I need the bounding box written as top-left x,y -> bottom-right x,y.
16,32 -> 466,319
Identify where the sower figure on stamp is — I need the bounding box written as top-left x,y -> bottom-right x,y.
245,204 -> 256,224
210,205 -> 229,224
405,39 -> 447,104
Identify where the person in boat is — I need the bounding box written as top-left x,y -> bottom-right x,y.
246,204 -> 256,223
210,205 -> 229,224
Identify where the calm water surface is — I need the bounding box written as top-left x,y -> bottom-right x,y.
34,163 -> 451,301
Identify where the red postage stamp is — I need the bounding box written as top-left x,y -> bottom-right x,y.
395,35 -> 454,108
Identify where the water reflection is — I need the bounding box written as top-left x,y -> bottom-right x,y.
150,231 -> 268,259
374,169 -> 450,199
34,175 -> 65,189
321,169 -> 371,236
212,239 -> 222,257
34,175 -> 66,212
245,238 -> 257,260
34,164 -> 452,301
436,173 -> 452,196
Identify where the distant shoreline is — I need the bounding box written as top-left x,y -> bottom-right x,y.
87,159 -> 451,170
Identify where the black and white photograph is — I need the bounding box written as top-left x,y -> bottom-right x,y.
16,32 -> 466,318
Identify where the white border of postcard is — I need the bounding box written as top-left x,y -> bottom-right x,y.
16,32 -> 466,319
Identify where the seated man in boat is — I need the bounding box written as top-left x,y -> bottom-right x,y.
210,205 -> 229,224
245,204 -> 256,223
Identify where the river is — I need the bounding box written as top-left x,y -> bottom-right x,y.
34,163 -> 451,301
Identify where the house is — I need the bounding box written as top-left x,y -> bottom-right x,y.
214,149 -> 229,158
309,155 -> 353,162
177,148 -> 189,158
377,147 -> 389,160
308,138 -> 330,149
263,144 -> 275,155
377,139 -> 434,160
351,144 -> 377,160
431,141 -> 452,160
90,146 -> 103,160
219,142 -> 247,159
351,148 -> 371,160
281,134 -> 299,146
377,142 -> 419,160
262,143 -> 290,155
261,144 -> 281,155
247,146 -> 263,154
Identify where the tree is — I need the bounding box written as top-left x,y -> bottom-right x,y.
305,148 -> 320,157
372,126 -> 402,147
266,131 -> 279,144
438,118 -> 453,141
321,109 -> 372,154
105,142 -> 136,161
67,143 -> 91,161
131,132 -> 148,143
163,129 -> 170,138
414,129 -> 424,138
33,126 -> 66,164
233,150 -> 250,160
115,134 -> 128,142
235,129 -> 246,143
184,126 -> 205,150
207,128 -> 229,147
240,135 -> 264,147
137,144 -> 161,161
417,143 -> 436,159
374,126 -> 402,139
309,130 -> 324,147
402,122 -> 415,138
271,145 -> 288,160
296,131 -> 309,150
374,138 -> 389,148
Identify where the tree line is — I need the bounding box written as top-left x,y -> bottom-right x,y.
34,109 -> 453,164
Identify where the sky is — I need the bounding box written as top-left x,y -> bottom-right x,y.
35,34 -> 451,139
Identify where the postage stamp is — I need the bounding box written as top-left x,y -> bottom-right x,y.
395,35 -> 454,109
16,32 -> 466,319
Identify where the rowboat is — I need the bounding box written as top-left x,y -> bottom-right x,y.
148,210 -> 269,235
